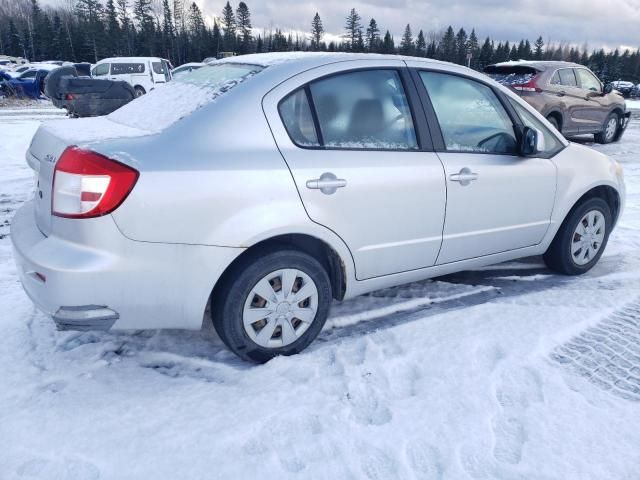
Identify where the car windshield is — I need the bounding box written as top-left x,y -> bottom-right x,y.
107,63 -> 264,133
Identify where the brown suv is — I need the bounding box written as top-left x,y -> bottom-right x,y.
484,61 -> 631,143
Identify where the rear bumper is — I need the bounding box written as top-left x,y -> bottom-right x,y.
11,201 -> 243,331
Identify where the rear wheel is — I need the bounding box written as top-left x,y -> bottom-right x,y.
134,86 -> 146,97
595,112 -> 619,144
212,249 -> 332,363
543,197 -> 612,275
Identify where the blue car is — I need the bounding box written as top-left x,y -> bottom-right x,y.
0,68 -> 50,99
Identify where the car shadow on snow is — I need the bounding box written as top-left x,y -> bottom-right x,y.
47,253 -> 627,375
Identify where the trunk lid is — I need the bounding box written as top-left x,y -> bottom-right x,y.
27,117 -> 148,236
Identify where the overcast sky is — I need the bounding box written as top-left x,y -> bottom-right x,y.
195,0 -> 640,51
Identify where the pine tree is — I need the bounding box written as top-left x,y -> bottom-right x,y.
344,8 -> 362,51
221,1 -> 235,52
365,18 -> 379,52
105,0 -> 120,55
478,37 -> 493,69
534,36 -> 544,60
7,20 -> 22,57
236,2 -> 252,54
133,0 -> 154,55
27,0 -> 42,60
455,27 -> 467,65
310,12 -> 324,50
439,26 -> 455,62
381,30 -> 394,54
467,29 -> 479,67
400,24 -> 413,55
161,0 -> 174,59
415,30 -> 426,57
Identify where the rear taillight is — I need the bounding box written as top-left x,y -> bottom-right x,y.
65,93 -> 74,100
512,75 -> 542,93
52,146 -> 139,219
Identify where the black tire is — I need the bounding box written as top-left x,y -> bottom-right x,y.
212,248 -> 332,363
546,115 -> 561,132
134,86 -> 146,97
543,197 -> 612,275
595,112 -> 620,144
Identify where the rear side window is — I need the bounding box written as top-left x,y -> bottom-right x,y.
558,69 -> 577,87
20,70 -> 36,79
575,69 -> 601,92
279,89 -> 319,147
420,71 -> 517,154
550,71 -> 561,85
111,63 -> 145,75
308,70 -> 418,150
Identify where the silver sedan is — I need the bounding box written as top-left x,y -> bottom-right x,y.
11,53 -> 625,362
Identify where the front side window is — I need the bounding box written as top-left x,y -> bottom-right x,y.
420,71 -> 517,154
20,70 -> 36,79
308,69 -> 418,150
509,99 -> 562,155
575,69 -> 601,92
279,89 -> 319,147
558,69 -> 577,87
93,63 -> 109,76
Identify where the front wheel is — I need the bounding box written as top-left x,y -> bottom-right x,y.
595,112 -> 619,144
212,249 -> 332,363
543,197 -> 612,275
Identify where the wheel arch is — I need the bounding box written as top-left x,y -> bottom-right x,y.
204,233 -> 349,328
545,110 -> 564,131
562,184 -> 621,229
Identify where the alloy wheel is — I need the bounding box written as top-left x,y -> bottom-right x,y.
605,117 -> 618,141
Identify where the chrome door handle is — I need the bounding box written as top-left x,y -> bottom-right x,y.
449,168 -> 479,186
306,172 -> 347,195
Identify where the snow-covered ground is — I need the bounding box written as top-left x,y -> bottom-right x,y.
1,103 -> 640,479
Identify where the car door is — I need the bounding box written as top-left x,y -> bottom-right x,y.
574,68 -> 608,131
262,61 -> 447,280
411,68 -> 556,264
548,68 -> 584,134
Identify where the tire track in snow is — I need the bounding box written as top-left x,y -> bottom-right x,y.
551,298 -> 640,402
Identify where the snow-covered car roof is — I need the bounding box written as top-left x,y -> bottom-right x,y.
486,60 -> 583,72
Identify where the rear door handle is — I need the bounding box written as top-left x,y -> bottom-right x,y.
449,167 -> 479,186
306,172 -> 347,195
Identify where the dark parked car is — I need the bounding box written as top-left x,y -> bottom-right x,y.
610,81 -> 635,98
45,66 -> 135,117
484,61 -> 630,143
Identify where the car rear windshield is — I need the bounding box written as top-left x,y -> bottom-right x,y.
483,65 -> 539,87
107,63 -> 264,133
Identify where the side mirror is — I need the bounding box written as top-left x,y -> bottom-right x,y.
520,126 -> 545,156
603,83 -> 613,95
